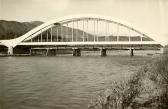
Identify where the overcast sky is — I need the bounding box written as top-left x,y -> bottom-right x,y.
0,0 -> 168,45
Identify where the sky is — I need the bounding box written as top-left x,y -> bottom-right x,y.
0,0 -> 168,45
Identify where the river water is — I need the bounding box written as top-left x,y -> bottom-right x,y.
0,53 -> 153,109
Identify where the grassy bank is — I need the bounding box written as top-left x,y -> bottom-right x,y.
89,53 -> 168,109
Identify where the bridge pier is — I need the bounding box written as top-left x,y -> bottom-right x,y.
130,48 -> 134,56
8,46 -> 13,55
29,48 -> 32,55
100,48 -> 107,56
72,48 -> 81,56
46,49 -> 49,56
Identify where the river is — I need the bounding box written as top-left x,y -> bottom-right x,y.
0,53 -> 154,109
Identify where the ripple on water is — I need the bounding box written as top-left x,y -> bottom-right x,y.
0,55 -> 151,109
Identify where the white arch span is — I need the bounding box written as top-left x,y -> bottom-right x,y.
0,14 -> 161,48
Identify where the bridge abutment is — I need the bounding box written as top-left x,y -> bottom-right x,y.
100,48 -> 107,56
72,48 -> 81,56
8,46 -> 13,55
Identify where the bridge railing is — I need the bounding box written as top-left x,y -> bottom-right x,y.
21,17 -> 153,43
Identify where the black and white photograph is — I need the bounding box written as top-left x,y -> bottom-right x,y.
0,0 -> 168,109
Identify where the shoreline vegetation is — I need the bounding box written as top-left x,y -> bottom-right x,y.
89,52 -> 168,109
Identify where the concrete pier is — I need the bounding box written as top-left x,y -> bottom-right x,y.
73,48 -> 81,56
46,49 -> 49,56
100,48 -> 107,56
130,48 -> 134,56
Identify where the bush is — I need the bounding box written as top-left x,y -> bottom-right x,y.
89,54 -> 168,109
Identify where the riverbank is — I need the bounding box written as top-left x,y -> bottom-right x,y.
0,54 -> 31,57
89,53 -> 168,109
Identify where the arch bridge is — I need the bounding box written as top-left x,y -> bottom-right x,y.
0,14 -> 162,56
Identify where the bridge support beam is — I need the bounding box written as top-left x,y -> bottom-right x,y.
8,46 -> 13,55
130,48 -> 134,56
72,48 -> 81,56
100,48 -> 107,56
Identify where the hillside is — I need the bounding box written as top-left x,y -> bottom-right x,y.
0,20 -> 43,40
0,20 -> 153,42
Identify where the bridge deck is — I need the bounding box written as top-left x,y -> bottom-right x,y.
19,41 -> 160,46
0,42 -> 4,46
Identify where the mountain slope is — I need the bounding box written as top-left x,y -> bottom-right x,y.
0,20 -> 43,40
0,20 -> 154,42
